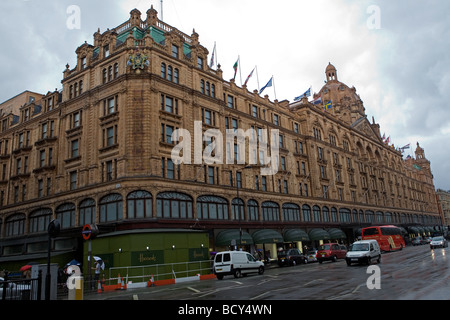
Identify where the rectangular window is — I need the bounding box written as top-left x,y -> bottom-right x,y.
274,114 -> 279,126
42,123 -> 48,139
262,176 -> 267,191
208,166 -> 214,184
172,45 -> 179,58
38,179 -> 44,198
71,139 -> 79,158
70,171 -> 77,190
106,160 -> 113,181
227,95 -> 234,109
40,150 -> 46,167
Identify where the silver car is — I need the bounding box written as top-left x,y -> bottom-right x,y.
430,236 -> 448,249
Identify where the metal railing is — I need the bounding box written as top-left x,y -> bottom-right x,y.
106,260 -> 213,285
1,271 -> 42,301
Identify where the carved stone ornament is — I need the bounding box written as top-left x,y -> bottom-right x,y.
127,48 -> 149,71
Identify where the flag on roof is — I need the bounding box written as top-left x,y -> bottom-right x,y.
232,58 -> 239,80
259,76 -> 273,95
401,143 -> 410,149
312,95 -> 322,105
209,42 -> 216,68
324,100 -> 332,110
294,87 -> 311,101
244,67 -> 255,86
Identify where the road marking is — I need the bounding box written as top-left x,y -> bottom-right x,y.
304,279 -> 324,286
187,286 -> 200,293
250,292 -> 269,300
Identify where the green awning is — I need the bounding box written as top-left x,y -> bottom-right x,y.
408,226 -> 419,234
252,229 -> 284,244
215,230 -> 253,246
283,229 -> 310,242
328,228 -> 346,240
308,228 -> 331,241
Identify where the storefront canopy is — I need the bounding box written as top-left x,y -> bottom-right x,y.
283,229 -> 310,242
308,228 -> 331,241
408,226 -> 420,234
252,229 -> 284,244
215,229 -> 254,246
328,228 -> 346,240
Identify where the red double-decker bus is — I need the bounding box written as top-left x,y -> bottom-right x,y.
361,225 -> 405,252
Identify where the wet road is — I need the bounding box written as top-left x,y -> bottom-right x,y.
87,244 -> 449,300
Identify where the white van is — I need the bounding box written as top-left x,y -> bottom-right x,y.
345,240 -> 381,266
213,251 -> 265,280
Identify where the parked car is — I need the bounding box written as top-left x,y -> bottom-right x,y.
306,249 -> 318,263
412,237 -> 423,246
213,251 -> 264,280
430,236 -> 448,249
317,243 -> 347,263
422,237 -> 432,245
277,248 -> 307,266
345,240 -> 381,266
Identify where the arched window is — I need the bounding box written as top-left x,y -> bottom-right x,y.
197,195 -> 228,220
385,212 -> 392,224
168,66 -> 173,82
102,68 -> 107,84
247,200 -> 259,221
161,63 -> 166,78
80,198 -> 96,226
322,206 -> 330,222
302,204 -> 311,222
339,208 -> 351,223
56,203 -> 76,229
313,205 -> 321,222
376,211 -> 384,223
127,191 -> 152,219
331,207 -> 338,222
29,208 -> 52,234
5,214 -> 25,237
365,210 -> 374,223
352,209 -> 358,223
232,198 -> 244,221
282,203 -> 300,222
359,210 -> 364,223
262,201 -> 280,221
99,194 -> 123,223
174,68 -> 179,84
157,192 -> 193,219
114,63 -> 119,79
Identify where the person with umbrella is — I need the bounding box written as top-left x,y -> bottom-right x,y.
91,256 -> 104,285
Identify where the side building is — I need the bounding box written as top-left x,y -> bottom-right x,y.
0,7 -> 443,271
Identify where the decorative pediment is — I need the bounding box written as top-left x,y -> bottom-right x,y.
351,117 -> 380,141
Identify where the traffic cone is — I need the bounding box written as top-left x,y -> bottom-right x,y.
150,275 -> 155,287
97,280 -> 102,293
116,273 -> 121,290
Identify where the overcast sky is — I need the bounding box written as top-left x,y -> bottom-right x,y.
1,0 -> 449,190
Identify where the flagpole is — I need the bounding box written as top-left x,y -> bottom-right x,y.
272,76 -> 277,100
238,56 -> 242,86
215,42 -> 218,68
255,66 -> 260,92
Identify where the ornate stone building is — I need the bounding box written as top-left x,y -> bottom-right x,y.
0,7 -> 443,267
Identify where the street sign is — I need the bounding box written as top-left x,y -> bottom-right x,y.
82,224 -> 92,240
